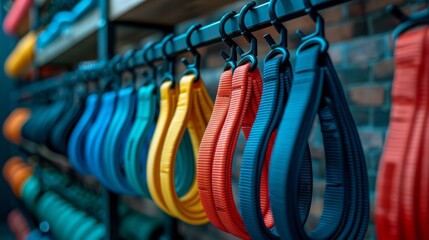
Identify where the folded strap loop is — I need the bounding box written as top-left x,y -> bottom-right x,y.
239,57 -> 313,239
376,27 -> 429,240
202,63 -> 272,239
147,80 -> 196,214
124,83 -> 157,197
159,74 -> 212,225
270,43 -> 369,239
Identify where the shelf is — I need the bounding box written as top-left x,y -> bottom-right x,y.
34,0 -> 238,66
35,8 -> 100,66
109,0 -> 237,25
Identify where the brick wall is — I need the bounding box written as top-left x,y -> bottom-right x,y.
169,0 -> 428,239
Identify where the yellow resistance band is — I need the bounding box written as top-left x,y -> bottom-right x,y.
147,80 -> 180,215
159,74 -> 212,225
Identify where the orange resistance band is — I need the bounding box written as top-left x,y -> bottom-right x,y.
3,108 -> 30,144
3,157 -> 32,197
197,63 -> 274,239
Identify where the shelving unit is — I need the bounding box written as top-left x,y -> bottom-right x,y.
35,0 -> 237,66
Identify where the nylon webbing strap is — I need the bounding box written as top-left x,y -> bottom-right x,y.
147,80 -> 195,215
85,91 -> 121,192
376,27 -> 429,240
67,93 -> 99,174
124,83 -> 157,197
159,74 -> 212,225
197,63 -> 273,239
270,43 -> 369,239
197,69 -> 233,232
102,87 -> 136,194
239,57 -> 313,239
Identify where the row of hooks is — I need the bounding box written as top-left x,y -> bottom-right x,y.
20,0 -> 342,98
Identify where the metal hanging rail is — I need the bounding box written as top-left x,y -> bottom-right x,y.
142,0 -> 350,61
16,0 -> 350,99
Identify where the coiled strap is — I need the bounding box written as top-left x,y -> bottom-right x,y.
102,87 -> 136,194
270,43 -> 369,239
147,80 -> 195,214
124,83 -> 157,197
159,74 -> 213,225
68,94 -> 99,174
239,57 -> 313,239
376,27 -> 429,240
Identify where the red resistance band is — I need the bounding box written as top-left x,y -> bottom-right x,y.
197,63 -> 274,239
3,0 -> 32,36
375,26 -> 429,240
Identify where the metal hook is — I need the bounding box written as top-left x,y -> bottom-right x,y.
181,24 -> 201,80
219,11 -> 242,70
108,55 -> 122,73
296,0 -> 325,40
238,1 -> 258,71
387,5 -> 409,22
140,41 -> 158,82
265,0 -> 287,49
264,0 -> 290,64
122,49 -> 136,70
160,33 -> 176,86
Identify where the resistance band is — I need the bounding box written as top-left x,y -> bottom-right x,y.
102,87 -> 136,194
269,39 -> 369,239
2,108 -> 30,145
239,56 -> 313,239
124,83 -> 157,197
5,31 -> 36,78
159,74 -> 212,225
376,27 -> 429,240
85,91 -> 122,192
49,93 -> 85,155
68,93 -> 100,174
147,80 -> 195,214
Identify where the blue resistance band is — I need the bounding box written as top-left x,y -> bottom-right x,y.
239,56 -> 313,239
269,40 -> 369,239
102,87 -> 137,194
68,93 -> 100,174
124,83 -> 157,197
85,91 -> 122,192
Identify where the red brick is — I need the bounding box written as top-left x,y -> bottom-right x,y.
345,37 -> 385,65
358,130 -> 384,152
374,58 -> 394,81
320,5 -> 344,24
347,0 -> 366,18
328,44 -> 343,65
349,85 -> 385,106
326,18 -> 368,43
364,0 -> 405,13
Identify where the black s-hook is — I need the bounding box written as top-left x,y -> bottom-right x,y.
219,11 -> 243,70
181,24 -> 201,81
237,1 -> 258,72
264,0 -> 289,64
160,33 -> 176,86
296,0 -> 328,54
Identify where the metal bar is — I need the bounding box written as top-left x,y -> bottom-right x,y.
15,0 -> 350,97
144,0 -> 350,61
98,0 -> 120,239
112,21 -> 173,31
